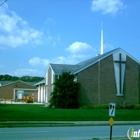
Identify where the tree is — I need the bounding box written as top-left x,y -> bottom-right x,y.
49,72 -> 79,109
0,74 -> 43,82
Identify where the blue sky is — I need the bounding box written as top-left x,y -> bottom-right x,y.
0,0 -> 140,77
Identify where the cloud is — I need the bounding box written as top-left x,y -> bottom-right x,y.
52,56 -> 78,64
29,57 -> 49,66
29,56 -> 76,66
66,42 -> 96,61
13,69 -> 44,77
29,42 -> 97,66
0,4 -> 48,48
0,3 -> 60,49
66,42 -> 95,54
91,0 -> 126,15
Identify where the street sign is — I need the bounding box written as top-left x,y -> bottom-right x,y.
109,117 -> 114,126
109,103 -> 115,117
109,117 -> 114,140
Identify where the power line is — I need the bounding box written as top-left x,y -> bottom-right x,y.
0,0 -> 7,7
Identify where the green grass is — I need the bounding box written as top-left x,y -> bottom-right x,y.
0,104 -> 140,121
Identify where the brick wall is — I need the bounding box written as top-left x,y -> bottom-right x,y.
77,62 -> 99,106
99,55 -> 124,105
124,56 -> 140,105
0,81 -> 37,101
47,66 -> 52,104
77,55 -> 140,106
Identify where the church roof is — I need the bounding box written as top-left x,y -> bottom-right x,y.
74,48 -> 119,74
49,63 -> 78,75
49,48 -> 139,75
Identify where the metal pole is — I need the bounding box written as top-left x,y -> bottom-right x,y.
110,125 -> 112,140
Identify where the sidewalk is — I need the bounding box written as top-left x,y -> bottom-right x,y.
0,120 -> 140,127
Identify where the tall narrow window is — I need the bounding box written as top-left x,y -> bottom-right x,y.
113,52 -> 126,96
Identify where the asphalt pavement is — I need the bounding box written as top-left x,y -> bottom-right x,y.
0,125 -> 138,140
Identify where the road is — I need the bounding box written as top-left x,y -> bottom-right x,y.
0,125 -> 140,140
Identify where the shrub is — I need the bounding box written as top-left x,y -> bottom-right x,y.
116,104 -> 122,109
80,105 -> 99,109
134,104 -> 140,110
49,72 -> 79,108
100,104 -> 109,109
123,105 -> 134,109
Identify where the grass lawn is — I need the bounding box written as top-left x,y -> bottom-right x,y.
0,104 -> 140,121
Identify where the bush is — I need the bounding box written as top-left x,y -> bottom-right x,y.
116,104 -> 122,109
122,105 -> 134,109
49,72 -> 79,109
134,104 -> 140,110
80,105 -> 99,109
100,104 -> 109,109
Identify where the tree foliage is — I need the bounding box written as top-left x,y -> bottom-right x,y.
0,74 -> 43,82
49,72 -> 79,109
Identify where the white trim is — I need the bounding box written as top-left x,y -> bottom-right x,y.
51,71 -> 54,84
46,73 -> 48,85
40,85 -> 43,102
43,85 -> 45,102
45,64 -> 55,85
48,64 -> 55,74
14,88 -> 37,91
38,86 -> 40,102
45,85 -> 48,103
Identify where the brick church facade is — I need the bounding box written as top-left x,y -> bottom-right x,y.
45,48 -> 140,106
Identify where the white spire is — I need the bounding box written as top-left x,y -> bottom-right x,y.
100,23 -> 104,55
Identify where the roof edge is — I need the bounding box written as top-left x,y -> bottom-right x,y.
74,48 -> 140,74
74,48 -> 119,74
0,80 -> 36,88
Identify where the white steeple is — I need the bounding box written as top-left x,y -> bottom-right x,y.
100,23 -> 104,55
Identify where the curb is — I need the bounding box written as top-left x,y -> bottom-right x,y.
0,121 -> 140,127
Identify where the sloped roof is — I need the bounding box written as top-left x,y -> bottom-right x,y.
49,48 -> 139,75
50,64 -> 79,75
0,81 -> 13,86
0,80 -> 37,87
34,79 -> 45,86
74,48 -> 119,74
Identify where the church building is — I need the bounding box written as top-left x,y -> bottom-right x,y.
44,29 -> 140,107
45,48 -> 140,106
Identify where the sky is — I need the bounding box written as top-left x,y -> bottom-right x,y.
0,0 -> 140,77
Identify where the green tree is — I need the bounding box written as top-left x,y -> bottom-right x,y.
49,72 -> 79,109
0,74 -> 43,82
3,74 -> 12,80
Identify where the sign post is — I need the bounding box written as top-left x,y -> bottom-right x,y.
109,103 -> 116,140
